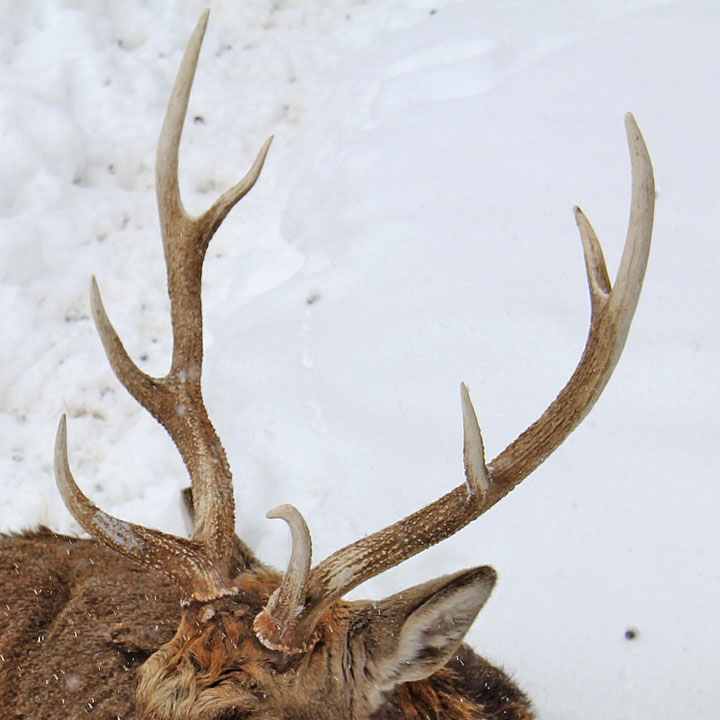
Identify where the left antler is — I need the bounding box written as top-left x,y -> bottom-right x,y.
54,10 -> 271,602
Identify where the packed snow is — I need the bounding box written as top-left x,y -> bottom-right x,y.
0,1 -> 717,718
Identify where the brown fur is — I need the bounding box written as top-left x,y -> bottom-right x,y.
384,648 -> 533,720
0,530 -> 532,719
0,529 -> 178,718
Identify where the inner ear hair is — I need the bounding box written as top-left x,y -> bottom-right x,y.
358,567 -> 497,692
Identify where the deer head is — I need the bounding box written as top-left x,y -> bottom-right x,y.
53,10 -> 654,720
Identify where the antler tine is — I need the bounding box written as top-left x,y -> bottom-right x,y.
54,416 -> 232,600
57,10 -> 271,598
488,112 -> 654,497
461,381 -> 490,500
608,115 -> 654,329
155,9 -> 273,246
253,505 -> 314,653
263,114 -> 654,649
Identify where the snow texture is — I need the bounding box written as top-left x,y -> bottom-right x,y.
0,1 -> 717,718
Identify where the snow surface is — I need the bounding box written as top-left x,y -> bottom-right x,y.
1,1 -> 718,718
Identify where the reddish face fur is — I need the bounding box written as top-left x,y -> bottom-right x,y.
138,591 -> 345,719
136,569 -> 532,720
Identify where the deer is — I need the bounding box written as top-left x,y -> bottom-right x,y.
0,10 -> 655,720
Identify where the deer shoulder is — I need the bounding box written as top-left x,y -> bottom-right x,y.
0,529 -> 178,716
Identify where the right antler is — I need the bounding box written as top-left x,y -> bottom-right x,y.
54,10 -> 271,602
254,114 -> 655,652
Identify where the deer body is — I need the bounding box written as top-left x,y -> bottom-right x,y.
0,530 -> 176,718
0,10 -> 654,720
0,531 -> 530,719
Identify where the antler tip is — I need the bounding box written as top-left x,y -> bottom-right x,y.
623,112 -> 653,182
89,274 -> 100,306
55,413 -> 68,451
258,135 -> 274,167
573,201 -> 612,302
459,382 -> 489,501
265,504 -> 312,558
53,413 -> 75,504
459,381 -> 475,423
88,275 -> 112,344
624,111 -> 639,135
197,8 -> 210,33
266,503 -> 293,521
257,135 -> 275,168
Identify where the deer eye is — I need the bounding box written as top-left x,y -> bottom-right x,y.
213,711 -> 252,720
205,669 -> 259,692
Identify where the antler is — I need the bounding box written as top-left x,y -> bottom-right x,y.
50,8 -> 653,652
254,113 -> 655,651
54,10 -> 272,601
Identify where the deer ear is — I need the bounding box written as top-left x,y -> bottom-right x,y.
356,566 -> 497,693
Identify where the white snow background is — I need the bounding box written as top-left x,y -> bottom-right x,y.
0,1 -> 717,718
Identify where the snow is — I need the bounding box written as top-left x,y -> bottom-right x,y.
1,1 -> 718,718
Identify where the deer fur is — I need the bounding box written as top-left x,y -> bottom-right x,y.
0,528 -> 531,719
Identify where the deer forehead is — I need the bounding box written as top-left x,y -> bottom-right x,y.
142,590 -> 352,680
137,593 -> 358,720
